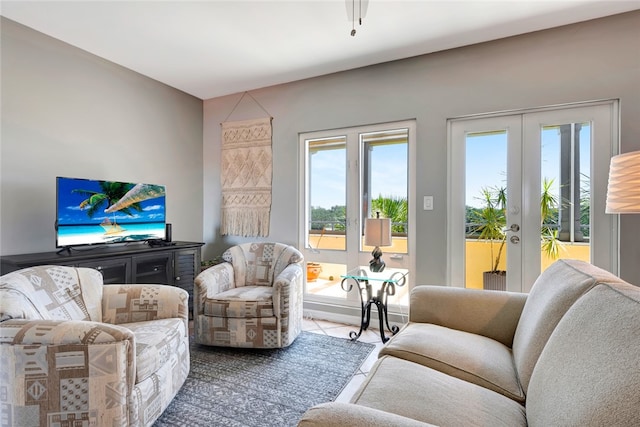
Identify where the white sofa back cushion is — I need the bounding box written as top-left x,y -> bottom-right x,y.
526,282 -> 640,426
511,259 -> 625,393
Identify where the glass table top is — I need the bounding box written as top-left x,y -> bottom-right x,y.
341,268 -> 408,283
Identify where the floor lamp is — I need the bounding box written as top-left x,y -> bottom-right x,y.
606,151 -> 640,214
365,212 -> 392,272
606,150 -> 640,277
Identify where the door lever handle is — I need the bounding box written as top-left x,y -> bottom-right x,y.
502,224 -> 520,233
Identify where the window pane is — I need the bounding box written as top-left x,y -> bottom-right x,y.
305,262 -> 347,297
307,137 -> 347,251
465,130 -> 507,290
540,123 -> 591,272
361,129 -> 409,255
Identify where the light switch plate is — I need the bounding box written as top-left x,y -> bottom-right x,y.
423,195 -> 433,210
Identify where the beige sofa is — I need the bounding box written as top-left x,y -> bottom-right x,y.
0,265 -> 190,426
299,259 -> 640,426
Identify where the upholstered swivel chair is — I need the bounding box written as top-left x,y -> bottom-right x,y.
194,242 -> 304,348
0,265 -> 190,427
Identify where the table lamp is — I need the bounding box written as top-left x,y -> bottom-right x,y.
606,150 -> 640,214
364,212 -> 392,272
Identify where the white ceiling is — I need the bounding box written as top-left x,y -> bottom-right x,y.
2,1 -> 639,100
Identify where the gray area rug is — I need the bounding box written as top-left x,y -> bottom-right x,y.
153,332 -> 376,427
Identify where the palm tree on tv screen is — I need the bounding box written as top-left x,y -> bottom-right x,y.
73,181 -> 142,219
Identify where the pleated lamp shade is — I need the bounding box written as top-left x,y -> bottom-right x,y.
364,217 -> 392,247
606,150 -> 640,214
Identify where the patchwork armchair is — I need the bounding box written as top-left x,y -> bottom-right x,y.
0,265 -> 189,427
194,242 -> 304,348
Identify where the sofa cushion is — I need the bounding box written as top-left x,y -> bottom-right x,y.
526,282 -> 640,426
299,402 -> 438,427
407,285 -> 527,348
380,323 -> 524,402
125,318 -> 187,384
352,355 -> 527,427
203,286 -> 274,318
511,259 -> 625,394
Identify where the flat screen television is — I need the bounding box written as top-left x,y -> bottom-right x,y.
56,176 -> 166,248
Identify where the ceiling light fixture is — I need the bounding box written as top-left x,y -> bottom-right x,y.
346,0 -> 369,37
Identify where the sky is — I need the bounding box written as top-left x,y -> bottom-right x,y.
465,125 -> 591,208
310,142 -> 408,208
309,123 -> 590,210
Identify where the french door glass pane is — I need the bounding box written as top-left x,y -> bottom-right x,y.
360,129 -> 409,306
540,122 -> 591,272
305,262 -> 347,298
465,130 -> 507,290
306,136 -> 347,298
308,137 -> 346,251
361,129 -> 409,255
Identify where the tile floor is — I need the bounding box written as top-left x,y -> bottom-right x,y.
302,317 -> 385,402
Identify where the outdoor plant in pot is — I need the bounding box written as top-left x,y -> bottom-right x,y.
306,262 -> 322,281
470,186 -> 508,290
470,179 -> 563,290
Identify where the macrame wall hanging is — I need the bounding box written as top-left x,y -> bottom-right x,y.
220,93 -> 273,237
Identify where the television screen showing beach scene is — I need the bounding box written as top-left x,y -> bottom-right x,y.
56,177 -> 166,247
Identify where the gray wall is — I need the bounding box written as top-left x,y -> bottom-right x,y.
0,18 -> 204,255
203,11 -> 640,285
2,12 -> 638,286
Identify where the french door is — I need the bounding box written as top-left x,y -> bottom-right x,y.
449,102 -> 618,292
299,120 -> 416,311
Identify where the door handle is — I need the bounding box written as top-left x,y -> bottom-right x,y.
503,224 -> 520,233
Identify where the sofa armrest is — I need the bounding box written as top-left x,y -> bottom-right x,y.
102,284 -> 189,334
409,285 -> 527,347
0,318 -> 135,346
298,402 -> 436,427
273,263 -> 304,316
1,319 -> 136,422
273,264 -> 303,313
193,263 -> 235,315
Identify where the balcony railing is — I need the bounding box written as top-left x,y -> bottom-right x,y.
309,220 -> 408,236
305,231 -> 590,289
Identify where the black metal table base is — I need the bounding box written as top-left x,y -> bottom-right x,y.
341,270 -> 407,343
348,297 -> 399,343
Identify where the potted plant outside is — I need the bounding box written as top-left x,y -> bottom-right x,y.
471,186 -> 508,290
306,262 -> 322,281
470,178 -> 563,290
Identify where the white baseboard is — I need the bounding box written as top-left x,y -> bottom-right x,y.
302,301 -> 408,329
